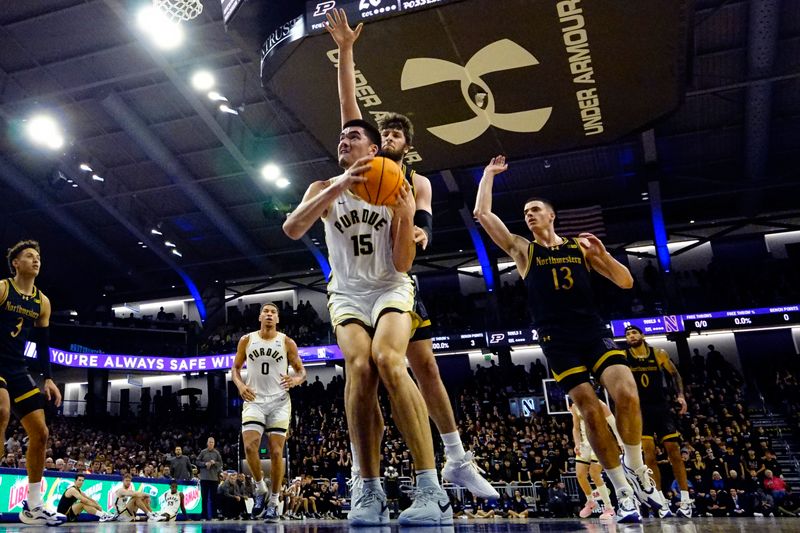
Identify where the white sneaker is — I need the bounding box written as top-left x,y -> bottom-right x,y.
659,507 -> 674,518
348,471 -> 364,507
623,463 -> 662,510
442,451 -> 499,499
677,501 -> 693,518
347,487 -> 389,526
615,492 -> 641,523
19,501 -> 67,526
148,512 -> 169,522
99,511 -> 116,522
398,486 -> 454,526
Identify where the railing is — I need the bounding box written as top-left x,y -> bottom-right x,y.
560,473 -> 581,502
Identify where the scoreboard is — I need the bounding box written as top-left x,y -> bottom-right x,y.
305,0 -> 463,33
684,305 -> 800,332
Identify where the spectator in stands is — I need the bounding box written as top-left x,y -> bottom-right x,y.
778,486 -> 800,517
197,437 -> 223,520
217,471 -> 245,519
507,489 -> 530,518
548,481 -> 571,518
763,470 -> 786,504
729,488 -> 748,517
167,446 -> 192,481
157,307 -> 167,321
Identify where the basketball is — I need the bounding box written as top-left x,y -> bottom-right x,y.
352,156 -> 404,206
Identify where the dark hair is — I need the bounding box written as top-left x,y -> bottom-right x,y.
376,112 -> 414,147
123,473 -> 132,479
261,302 -> 279,315
6,240 -> 40,276
524,197 -> 555,212
76,474 -> 86,480
342,119 -> 381,147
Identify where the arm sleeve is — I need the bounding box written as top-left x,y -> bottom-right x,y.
32,326 -> 52,379
414,209 -> 433,247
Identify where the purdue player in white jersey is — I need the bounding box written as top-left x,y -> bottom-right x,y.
113,473 -> 156,522
283,121 -> 452,526
571,399 -> 621,521
232,302 -> 306,523
151,480 -> 186,522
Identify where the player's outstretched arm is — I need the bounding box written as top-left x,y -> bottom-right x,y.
577,234 -> 634,289
657,349 -> 687,414
473,156 -> 530,276
325,8 -> 363,126
283,158 -> 371,240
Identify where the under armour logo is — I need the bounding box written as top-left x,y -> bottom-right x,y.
401,39 -> 553,145
313,1 -> 336,17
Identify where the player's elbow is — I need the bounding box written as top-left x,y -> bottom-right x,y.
282,219 -> 303,241
618,273 -> 634,289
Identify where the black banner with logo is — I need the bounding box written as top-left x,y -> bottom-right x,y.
264,0 -> 693,173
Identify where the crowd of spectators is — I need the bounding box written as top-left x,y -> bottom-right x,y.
4,341 -> 799,520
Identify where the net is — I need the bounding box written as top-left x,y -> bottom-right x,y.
154,0 -> 203,22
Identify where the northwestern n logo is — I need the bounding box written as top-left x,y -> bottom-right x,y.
401,39 -> 553,145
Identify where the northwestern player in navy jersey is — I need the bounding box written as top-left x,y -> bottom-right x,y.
325,7 -> 496,501
1,240 -> 65,526
474,157 -> 664,522
625,325 -> 692,517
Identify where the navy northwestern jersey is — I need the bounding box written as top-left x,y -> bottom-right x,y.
626,346 -> 666,405
0,278 -> 41,368
522,238 -> 605,333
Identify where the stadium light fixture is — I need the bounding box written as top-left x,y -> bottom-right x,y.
137,6 -> 184,50
25,114 -> 64,150
79,163 -> 93,172
261,163 -> 281,182
164,241 -> 176,248
207,91 -> 227,102
172,249 -> 182,257
276,177 -> 290,189
151,228 -> 163,236
92,174 -> 104,182
191,70 -> 215,91
219,104 -> 238,115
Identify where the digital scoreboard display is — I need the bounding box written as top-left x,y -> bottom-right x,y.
684,305 -> 800,332
305,0 -> 463,34
430,332 -> 485,352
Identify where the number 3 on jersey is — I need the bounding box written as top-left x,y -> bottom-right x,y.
10,317 -> 23,338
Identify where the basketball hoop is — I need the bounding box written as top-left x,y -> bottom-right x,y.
154,0 -> 203,22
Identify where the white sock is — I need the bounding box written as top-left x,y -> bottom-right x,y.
441,431 -> 466,461
597,484 -> 611,508
269,493 -> 279,506
351,443 -> 360,476
416,469 -> 440,489
27,482 -> 43,509
681,490 -> 690,503
591,489 -> 600,502
606,466 -> 631,497
257,479 -> 267,493
622,443 -> 644,471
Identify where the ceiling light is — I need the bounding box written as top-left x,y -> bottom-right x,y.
208,91 -> 228,102
71,183 -> 78,188
25,114 -> 64,150
261,163 -> 281,182
92,174 -> 104,182
171,285 -> 176,288
137,6 -> 184,50
219,104 -> 239,115
141,245 -> 148,249
689,220 -> 695,224
151,229 -> 163,236
276,177 -> 290,188
172,249 -> 182,257
79,163 -> 93,172
137,241 -> 143,245
191,70 -> 215,91
164,241 -> 176,248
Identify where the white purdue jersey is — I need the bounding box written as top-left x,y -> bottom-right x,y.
323,189 -> 408,295
161,491 -> 181,517
244,332 -> 288,401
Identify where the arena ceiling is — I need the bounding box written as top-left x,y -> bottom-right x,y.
0,0 -> 799,309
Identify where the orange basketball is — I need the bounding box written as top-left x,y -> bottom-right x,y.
352,156 -> 404,206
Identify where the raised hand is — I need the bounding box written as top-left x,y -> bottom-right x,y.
483,155 -> 508,178
577,232 -> 607,259
325,8 -> 363,48
390,181 -> 415,220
